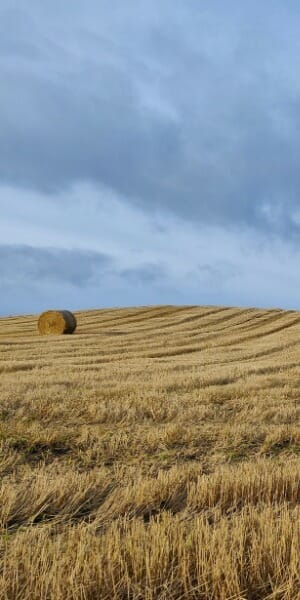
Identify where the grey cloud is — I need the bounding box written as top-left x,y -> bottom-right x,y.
1,2 -> 300,236
0,6 -> 183,200
119,263 -> 166,284
0,245 -> 112,287
0,244 -> 168,290
0,243 -> 175,315
196,262 -> 241,285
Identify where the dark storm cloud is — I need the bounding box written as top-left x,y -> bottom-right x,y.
1,1 -> 300,234
0,245 -> 112,287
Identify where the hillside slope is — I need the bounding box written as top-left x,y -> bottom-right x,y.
0,304 -> 300,599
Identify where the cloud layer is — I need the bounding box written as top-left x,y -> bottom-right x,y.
1,184 -> 300,316
2,2 -> 300,230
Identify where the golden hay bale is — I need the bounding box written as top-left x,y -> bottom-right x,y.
37,310 -> 77,335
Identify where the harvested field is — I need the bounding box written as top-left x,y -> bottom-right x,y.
0,304 -> 300,599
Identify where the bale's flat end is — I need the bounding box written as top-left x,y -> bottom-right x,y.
38,310 -> 77,335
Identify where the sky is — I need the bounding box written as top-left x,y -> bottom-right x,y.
1,0 -> 300,316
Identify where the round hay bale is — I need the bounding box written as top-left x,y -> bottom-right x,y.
38,310 -> 77,335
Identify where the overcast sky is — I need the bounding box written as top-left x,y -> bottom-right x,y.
1,1 -> 300,316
